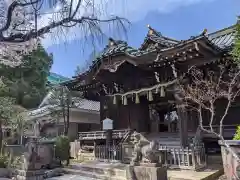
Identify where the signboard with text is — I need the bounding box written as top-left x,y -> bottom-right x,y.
102,118 -> 113,130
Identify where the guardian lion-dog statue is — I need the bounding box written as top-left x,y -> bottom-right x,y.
130,132 -> 159,166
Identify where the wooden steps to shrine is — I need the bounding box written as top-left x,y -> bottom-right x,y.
145,132 -> 194,148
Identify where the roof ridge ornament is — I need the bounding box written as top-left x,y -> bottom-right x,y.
201,28 -> 208,36
108,37 -> 116,46
147,24 -> 162,37
237,16 -> 240,24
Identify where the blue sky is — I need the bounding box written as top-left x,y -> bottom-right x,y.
44,0 -> 240,78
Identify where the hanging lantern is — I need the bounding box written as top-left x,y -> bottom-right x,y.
135,94 -> 140,104
160,86 -> 165,97
113,96 -> 117,105
148,91 -> 153,101
123,96 -> 128,105
155,87 -> 159,94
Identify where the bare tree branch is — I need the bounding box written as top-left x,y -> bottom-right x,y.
177,60 -> 240,163
0,0 -> 130,66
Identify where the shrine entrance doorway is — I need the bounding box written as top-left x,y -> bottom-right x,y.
149,103 -> 178,133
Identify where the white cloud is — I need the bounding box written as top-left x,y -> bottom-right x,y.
40,0 -> 214,48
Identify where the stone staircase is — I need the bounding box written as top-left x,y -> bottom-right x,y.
146,132 -> 196,148
63,162 -> 127,180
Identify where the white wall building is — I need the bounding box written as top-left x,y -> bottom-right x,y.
26,92 -> 100,141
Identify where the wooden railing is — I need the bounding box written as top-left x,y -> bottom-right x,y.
78,129 -> 129,140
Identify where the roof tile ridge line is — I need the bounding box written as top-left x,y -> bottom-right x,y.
154,35 -> 180,43
147,25 -> 180,42
142,34 -> 179,46
90,43 -> 142,69
207,24 -> 236,37
203,35 -> 226,52
73,97 -> 100,103
60,78 -> 77,85
49,72 -> 72,79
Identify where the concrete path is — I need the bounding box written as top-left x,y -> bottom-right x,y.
0,175 -> 96,180
47,174 -> 95,180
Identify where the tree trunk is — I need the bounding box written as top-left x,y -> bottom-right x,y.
0,120 -> 3,155
65,97 -> 70,136
60,87 -> 67,136
63,91 -> 70,136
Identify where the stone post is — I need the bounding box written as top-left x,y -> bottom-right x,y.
14,136 -> 46,180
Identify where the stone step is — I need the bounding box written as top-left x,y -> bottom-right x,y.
69,162 -> 126,176
69,163 -> 127,177
63,168 -> 126,180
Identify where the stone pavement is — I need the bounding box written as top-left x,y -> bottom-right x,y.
47,174 -> 95,180
0,175 -> 96,180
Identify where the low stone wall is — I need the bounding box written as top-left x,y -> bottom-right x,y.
0,168 -> 10,178
38,142 -> 54,167
4,145 -> 26,157
126,166 -> 167,180
77,152 -> 95,161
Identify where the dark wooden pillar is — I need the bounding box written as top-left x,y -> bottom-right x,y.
174,86 -> 188,148
106,129 -> 113,146
176,104 -> 188,148
100,96 -> 106,130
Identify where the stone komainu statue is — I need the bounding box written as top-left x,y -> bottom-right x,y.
19,140 -> 40,170
130,132 -> 159,165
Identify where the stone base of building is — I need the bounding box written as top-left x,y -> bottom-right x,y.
126,165 -> 167,180
14,169 -> 45,180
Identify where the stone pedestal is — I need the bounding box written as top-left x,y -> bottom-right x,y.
14,169 -> 45,180
126,165 -> 167,180
219,140 -> 240,180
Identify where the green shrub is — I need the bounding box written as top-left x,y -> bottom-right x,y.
55,135 -> 70,163
233,126 -> 240,140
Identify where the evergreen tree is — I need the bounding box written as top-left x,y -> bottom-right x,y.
0,43 -> 53,109
0,81 -> 26,147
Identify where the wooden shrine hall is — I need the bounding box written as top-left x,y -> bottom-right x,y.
63,24 -> 238,156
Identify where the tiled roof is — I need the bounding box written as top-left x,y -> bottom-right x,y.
96,39 -> 151,59
28,105 -> 59,118
47,72 -> 71,85
28,98 -> 100,119
207,26 -> 235,50
72,25 -> 236,82
72,98 -> 100,112
28,87 -> 100,119
92,26 -> 235,63
148,34 -> 179,47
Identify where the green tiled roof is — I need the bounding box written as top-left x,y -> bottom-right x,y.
47,72 -> 71,85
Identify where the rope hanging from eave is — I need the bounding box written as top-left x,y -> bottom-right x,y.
106,79 -> 177,98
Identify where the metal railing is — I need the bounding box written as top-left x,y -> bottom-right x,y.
94,145 -> 122,162
159,144 -> 206,170
93,143 -> 207,171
